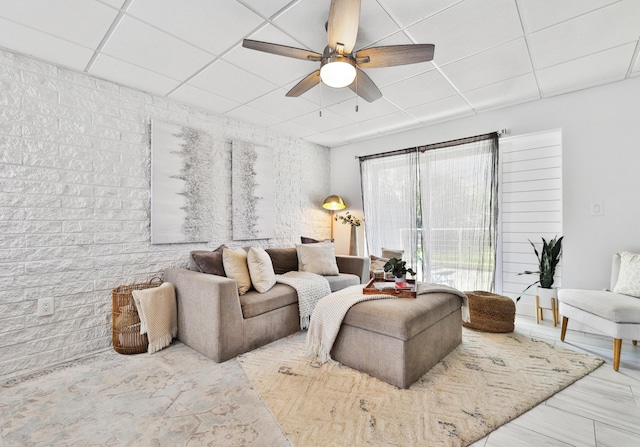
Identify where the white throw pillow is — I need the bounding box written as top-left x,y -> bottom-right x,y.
223,248 -> 252,295
381,247 -> 404,260
297,242 -> 339,276
247,247 -> 276,293
613,251 -> 640,298
369,255 -> 389,271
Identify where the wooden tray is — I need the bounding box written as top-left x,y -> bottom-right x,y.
363,278 -> 417,299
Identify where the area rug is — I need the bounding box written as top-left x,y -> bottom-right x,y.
238,328 -> 603,447
0,343 -> 290,447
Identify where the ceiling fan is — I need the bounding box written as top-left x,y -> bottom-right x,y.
242,0 -> 435,103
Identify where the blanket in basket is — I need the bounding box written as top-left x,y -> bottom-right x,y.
307,282 -> 468,364
132,282 -> 177,354
276,271 -> 331,330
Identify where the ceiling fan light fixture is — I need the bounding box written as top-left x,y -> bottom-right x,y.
320,55 -> 356,88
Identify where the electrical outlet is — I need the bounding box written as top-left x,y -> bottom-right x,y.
37,297 -> 54,316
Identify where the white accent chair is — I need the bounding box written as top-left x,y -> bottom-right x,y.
558,253 -> 640,371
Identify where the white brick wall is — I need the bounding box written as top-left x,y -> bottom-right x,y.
0,48 -> 331,381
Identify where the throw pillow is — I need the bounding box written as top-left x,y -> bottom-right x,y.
297,242 -> 339,276
382,247 -> 404,260
301,236 -> 334,244
370,255 -> 389,272
613,251 -> 640,298
131,282 -> 177,354
266,247 -> 298,274
247,247 -> 276,293
191,244 -> 227,276
223,248 -> 252,295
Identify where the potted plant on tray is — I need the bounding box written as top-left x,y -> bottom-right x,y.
517,235 -> 563,324
383,258 -> 416,283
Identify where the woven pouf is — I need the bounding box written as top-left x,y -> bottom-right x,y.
462,291 -> 516,333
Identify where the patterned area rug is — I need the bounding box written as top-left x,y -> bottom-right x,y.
0,343 -> 290,447
238,328 -> 603,447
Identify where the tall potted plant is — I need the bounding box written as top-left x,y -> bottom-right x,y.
518,236 -> 563,324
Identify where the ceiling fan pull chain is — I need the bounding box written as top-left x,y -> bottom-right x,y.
319,82 -> 323,117
355,73 -> 359,112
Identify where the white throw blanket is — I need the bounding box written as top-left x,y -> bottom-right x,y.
307,282 -> 469,364
276,271 -> 332,330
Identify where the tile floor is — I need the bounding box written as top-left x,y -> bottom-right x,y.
471,316 -> 640,446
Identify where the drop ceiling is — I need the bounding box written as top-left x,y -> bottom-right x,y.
0,0 -> 639,147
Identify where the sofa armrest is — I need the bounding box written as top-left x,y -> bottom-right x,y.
164,268 -> 243,363
336,255 -> 370,284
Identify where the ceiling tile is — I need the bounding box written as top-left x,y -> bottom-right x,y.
168,84 -> 241,115
102,16 -> 213,80
190,59 -> 277,103
223,25 -> 319,87
633,53 -> 640,74
528,0 -> 640,69
537,43 -> 635,96
289,108 -> 354,133
463,73 -> 539,111
441,38 -> 532,92
100,0 -> 127,9
326,120 -> 383,142
127,0 -> 264,55
518,0 -> 620,33
382,70 -> 457,109
273,0 -> 332,52
269,120 -> 316,139
304,132 -> 349,147
0,0 -> 119,48
359,32 -> 433,88
377,0 -> 464,28
242,0 -> 305,19
362,111 -> 422,135
90,54 -> 181,96
328,97 -> 401,123
407,95 -> 474,123
352,0 -> 402,50
225,105 -> 283,128
247,88 -> 318,120
407,0 -> 523,65
0,17 -> 94,70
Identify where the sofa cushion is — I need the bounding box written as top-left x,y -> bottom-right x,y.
613,251 -> 640,298
223,248 -> 252,295
247,247 -> 276,293
266,247 -> 298,274
297,242 -> 339,276
190,245 -> 227,276
559,289 -> 640,323
324,273 -> 360,292
240,284 -> 298,319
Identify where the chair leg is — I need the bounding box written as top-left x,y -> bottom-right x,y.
535,295 -> 540,324
613,339 -> 622,371
560,316 -> 568,341
551,298 -> 558,327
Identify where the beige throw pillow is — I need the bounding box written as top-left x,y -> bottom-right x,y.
247,247 -> 276,293
613,251 -> 640,298
297,242 -> 339,276
381,247 -> 404,260
370,255 -> 389,271
223,248 -> 252,295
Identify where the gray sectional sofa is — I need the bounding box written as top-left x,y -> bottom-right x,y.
164,247 -> 369,363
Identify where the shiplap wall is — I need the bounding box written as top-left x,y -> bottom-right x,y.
498,129 -> 563,317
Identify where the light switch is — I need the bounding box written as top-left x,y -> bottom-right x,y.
590,202 -> 603,216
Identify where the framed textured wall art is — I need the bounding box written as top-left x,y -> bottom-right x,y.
150,120 -> 213,244
232,140 -> 274,240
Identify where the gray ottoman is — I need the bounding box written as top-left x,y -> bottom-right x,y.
331,292 -> 463,389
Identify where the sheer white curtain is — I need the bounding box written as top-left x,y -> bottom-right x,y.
418,135 -> 498,290
360,134 -> 498,290
360,150 -> 418,272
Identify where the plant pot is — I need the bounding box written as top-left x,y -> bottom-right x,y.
536,286 -> 559,326
395,275 -> 406,284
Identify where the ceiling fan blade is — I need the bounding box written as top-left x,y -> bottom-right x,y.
356,44 -> 435,68
243,39 -> 322,61
286,70 -> 321,97
348,68 -> 382,102
327,0 -> 360,54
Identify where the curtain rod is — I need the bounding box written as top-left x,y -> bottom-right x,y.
355,130 -> 506,161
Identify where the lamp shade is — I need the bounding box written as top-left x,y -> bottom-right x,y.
322,195 -> 346,210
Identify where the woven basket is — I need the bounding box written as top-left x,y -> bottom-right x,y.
111,276 -> 162,354
462,291 -> 516,333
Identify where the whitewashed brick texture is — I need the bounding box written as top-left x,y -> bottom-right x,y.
0,48 -> 332,381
